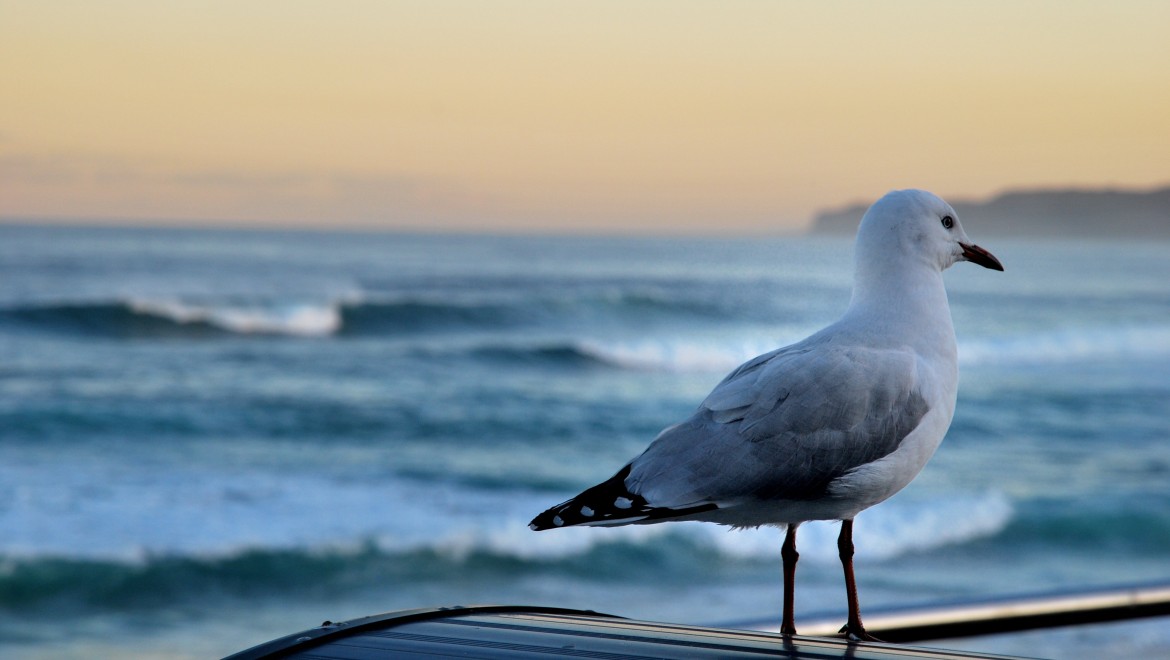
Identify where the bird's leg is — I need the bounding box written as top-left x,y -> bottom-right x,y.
781,523 -> 799,635
837,519 -> 881,642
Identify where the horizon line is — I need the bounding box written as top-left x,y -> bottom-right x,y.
4,181 -> 1167,238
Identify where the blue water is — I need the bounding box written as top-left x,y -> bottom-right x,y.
1,224 -> 1168,658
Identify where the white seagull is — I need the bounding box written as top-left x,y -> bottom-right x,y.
530,189 -> 1004,640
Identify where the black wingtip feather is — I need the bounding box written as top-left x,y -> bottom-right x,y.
529,465 -> 718,531
529,466 -> 637,530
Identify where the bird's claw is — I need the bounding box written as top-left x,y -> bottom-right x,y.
838,623 -> 883,643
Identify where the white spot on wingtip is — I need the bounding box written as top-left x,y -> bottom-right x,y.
580,506 -> 594,517
529,523 -> 538,531
614,497 -> 633,509
552,515 -> 564,526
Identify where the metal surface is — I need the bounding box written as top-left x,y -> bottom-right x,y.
224,605 -> 1030,660
733,580 -> 1170,643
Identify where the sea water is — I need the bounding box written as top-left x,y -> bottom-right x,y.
1,224 -> 1167,658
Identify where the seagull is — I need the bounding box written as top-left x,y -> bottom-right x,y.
529,189 -> 1003,640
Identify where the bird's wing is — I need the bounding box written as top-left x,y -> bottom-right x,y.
627,339 -> 931,508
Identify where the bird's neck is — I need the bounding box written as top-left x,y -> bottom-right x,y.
843,262 -> 957,360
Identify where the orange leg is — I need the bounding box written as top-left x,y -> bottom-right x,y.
838,519 -> 881,641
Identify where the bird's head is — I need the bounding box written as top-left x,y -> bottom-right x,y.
855,189 -> 1004,274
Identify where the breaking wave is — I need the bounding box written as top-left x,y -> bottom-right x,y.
0,485 -> 1014,613
0,296 -> 530,339
7,297 -> 1167,376
0,525 -> 1017,616
959,324 -> 1170,367
0,299 -> 342,338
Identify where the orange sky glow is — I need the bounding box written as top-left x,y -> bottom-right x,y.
2,1 -> 1168,234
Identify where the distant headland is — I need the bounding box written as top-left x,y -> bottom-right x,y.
808,185 -> 1170,238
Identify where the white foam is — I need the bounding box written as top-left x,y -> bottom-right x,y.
0,438 -> 1011,567
573,323 -> 1170,374
960,324 -> 1170,367
128,298 -> 342,337
697,490 -> 1014,563
575,332 -> 809,373
403,490 -> 1014,566
571,322 -> 1170,375
421,516 -> 678,563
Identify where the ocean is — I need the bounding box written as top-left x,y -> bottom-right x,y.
1,224 -> 1168,659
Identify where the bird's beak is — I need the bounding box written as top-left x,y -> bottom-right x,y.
959,242 -> 1004,271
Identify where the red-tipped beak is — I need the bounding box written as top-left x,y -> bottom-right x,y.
960,242 -> 1004,271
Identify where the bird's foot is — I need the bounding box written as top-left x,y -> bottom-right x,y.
838,623 -> 883,643
779,623 -> 797,636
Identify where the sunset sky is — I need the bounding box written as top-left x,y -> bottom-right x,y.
2,1 -> 1168,234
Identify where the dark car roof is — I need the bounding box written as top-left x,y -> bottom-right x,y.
224,605 -> 1035,660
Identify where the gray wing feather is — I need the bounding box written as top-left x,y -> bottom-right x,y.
627,339 -> 930,507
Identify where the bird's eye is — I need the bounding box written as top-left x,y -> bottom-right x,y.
941,215 -> 954,230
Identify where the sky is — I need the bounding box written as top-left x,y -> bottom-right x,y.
2,1 -> 1168,234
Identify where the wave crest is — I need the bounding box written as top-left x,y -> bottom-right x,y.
0,299 -> 342,338
7,297 -> 1168,372
0,491 -> 1013,612
960,324 -> 1170,367
128,298 -> 341,337
468,490 -> 1015,565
